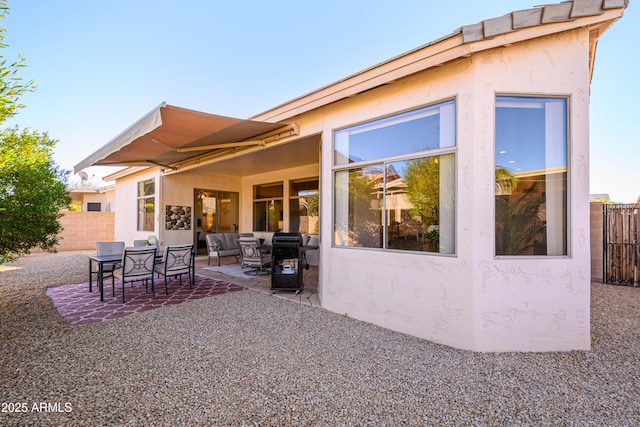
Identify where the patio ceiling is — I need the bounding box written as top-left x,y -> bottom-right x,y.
73,103 -> 295,173
186,133 -> 321,176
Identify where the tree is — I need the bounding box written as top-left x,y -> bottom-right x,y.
0,127 -> 71,263
404,157 -> 442,227
0,2 -> 70,264
494,167 -> 547,255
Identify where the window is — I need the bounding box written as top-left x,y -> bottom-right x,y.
333,100 -> 456,254
87,202 -> 101,212
137,179 -> 155,232
495,96 -> 567,256
253,182 -> 283,232
290,178 -> 319,234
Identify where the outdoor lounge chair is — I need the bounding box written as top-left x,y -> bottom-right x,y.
112,246 -> 157,303
154,244 -> 195,293
238,236 -> 271,275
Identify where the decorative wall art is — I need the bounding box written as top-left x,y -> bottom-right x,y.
165,205 -> 192,230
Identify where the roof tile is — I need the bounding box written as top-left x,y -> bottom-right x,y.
461,22 -> 485,43
603,0 -> 629,8
512,7 -> 544,29
541,2 -> 574,23
483,14 -> 515,38
571,0 -> 606,17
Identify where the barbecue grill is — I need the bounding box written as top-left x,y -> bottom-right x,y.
271,232 -> 304,291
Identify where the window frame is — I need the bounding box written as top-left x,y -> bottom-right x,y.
332,98 -> 457,255
289,177 -> 319,234
86,202 -> 101,212
253,182 -> 284,232
136,178 -> 155,232
494,93 -> 571,258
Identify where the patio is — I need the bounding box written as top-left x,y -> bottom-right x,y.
45,254 -> 319,327
196,256 -> 320,307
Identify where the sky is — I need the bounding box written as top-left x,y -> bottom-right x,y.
2,0 -> 638,202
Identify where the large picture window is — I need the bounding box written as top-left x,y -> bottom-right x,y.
137,179 -> 155,232
495,96 -> 568,256
333,100 -> 456,254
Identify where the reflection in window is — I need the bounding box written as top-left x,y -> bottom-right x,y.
334,100 -> 455,165
335,166 -> 383,248
387,155 -> 455,253
253,183 -> 283,232
495,96 -> 567,256
290,179 -> 319,234
137,179 -> 155,232
334,100 -> 456,253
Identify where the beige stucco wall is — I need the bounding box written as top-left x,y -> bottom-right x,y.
113,168 -> 161,245
314,28 -> 592,352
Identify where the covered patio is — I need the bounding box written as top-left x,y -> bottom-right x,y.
47,254 -> 319,327
74,102 -> 322,269
195,255 -> 320,307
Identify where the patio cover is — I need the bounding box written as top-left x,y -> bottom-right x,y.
73,103 -> 293,173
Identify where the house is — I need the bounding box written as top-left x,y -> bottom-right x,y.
74,0 -> 627,352
69,185 -> 116,212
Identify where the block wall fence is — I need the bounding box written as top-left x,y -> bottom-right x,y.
56,211 -> 115,251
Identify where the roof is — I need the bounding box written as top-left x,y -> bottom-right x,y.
461,0 -> 628,43
252,0 -> 627,123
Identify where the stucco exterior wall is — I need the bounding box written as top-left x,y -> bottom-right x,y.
316,28 -> 592,352
114,168 -> 161,245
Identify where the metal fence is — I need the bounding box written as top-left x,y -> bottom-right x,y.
604,204 -> 640,286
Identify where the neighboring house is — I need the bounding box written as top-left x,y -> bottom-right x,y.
69,185 -> 116,212
75,1 -> 627,352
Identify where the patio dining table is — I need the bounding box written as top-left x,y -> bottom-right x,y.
88,250 -> 164,302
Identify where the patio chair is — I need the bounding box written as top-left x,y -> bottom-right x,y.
93,241 -> 125,290
238,236 -> 271,276
112,246 -> 157,303
154,244 -> 195,293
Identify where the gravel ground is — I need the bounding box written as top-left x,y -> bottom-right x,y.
0,252 -> 639,426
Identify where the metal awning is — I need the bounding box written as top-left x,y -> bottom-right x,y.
74,102 -> 295,173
